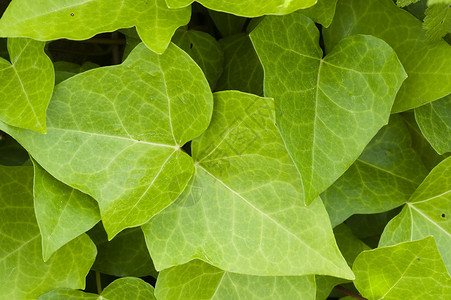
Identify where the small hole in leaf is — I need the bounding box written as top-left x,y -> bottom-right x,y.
417,257 -> 420,261
441,213 -> 446,218
70,13 -> 74,16
189,43 -> 193,49
441,20 -> 444,24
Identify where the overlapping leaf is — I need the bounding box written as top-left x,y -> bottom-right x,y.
250,12 -> 407,205
379,157 -> 451,272
0,0 -> 190,54
39,277 -> 156,300
0,43 -> 213,238
324,0 -> 451,112
322,115 -> 428,227
299,0 -> 338,27
208,11 -> 247,37
0,38 -> 53,132
353,237 -> 451,299
54,61 -> 99,85
155,260 -> 316,300
142,91 -> 353,279
424,3 -> 451,41
165,0 -> 316,17
33,161 -> 100,261
415,95 -> 451,155
0,132 -> 29,166
0,166 -> 96,300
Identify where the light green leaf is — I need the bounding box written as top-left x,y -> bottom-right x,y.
379,157 -> 451,272
397,0 -> 420,7
172,28 -> 224,89
88,223 -> 157,278
0,132 -> 29,166
0,38 -> 54,133
429,0 -> 451,5
155,259 -> 316,300
216,33 -> 263,95
415,95 -> 451,155
0,43 -> 213,238
165,0 -> 317,17
54,61 -> 99,85
250,12 -> 407,205
322,115 -> 428,227
0,0 -> 190,54
38,277 -> 156,300
424,3 -> 451,41
208,10 -> 247,37
324,0 -> 451,112
0,166 -> 96,300
143,91 -> 353,279
353,237 -> 451,300
33,160 -> 100,261
299,0 -> 338,27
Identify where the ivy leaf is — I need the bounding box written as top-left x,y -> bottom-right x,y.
143,91 -> 353,279
0,38 -> 53,133
324,0 -> 451,112
321,115 -> 428,227
165,0 -> 317,17
353,237 -> 451,299
250,12 -> 407,205
33,161 -> 100,261
396,0 -> 421,6
299,0 -> 338,27
208,10 -> 247,37
54,61 -> 99,85
88,223 -> 157,278
379,157 -> 451,272
0,166 -> 96,300
172,28 -> 224,89
0,0 -> 190,54
424,3 -> 451,41
0,132 -> 29,166
415,95 -> 451,155
39,277 -> 156,300
216,33 -> 263,96
0,43 -> 213,238
155,260 -> 316,300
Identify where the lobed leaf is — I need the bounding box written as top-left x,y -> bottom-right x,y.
299,0 -> 338,27
423,3 -> 451,41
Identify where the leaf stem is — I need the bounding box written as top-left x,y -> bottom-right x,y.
96,271 -> 102,295
334,285 -> 367,300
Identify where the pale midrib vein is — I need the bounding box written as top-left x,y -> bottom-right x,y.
196,164 -> 341,269
209,272 -> 227,299
158,56 -> 178,146
356,158 -> 418,184
311,59 -> 322,193
48,127 -> 178,149
0,234 -> 40,263
378,256 -> 418,299
408,204 -> 451,237
410,189 -> 451,204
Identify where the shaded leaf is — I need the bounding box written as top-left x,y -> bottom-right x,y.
0,166 -> 96,300
379,157 -> 451,272
250,12 -> 407,205
299,0 -> 338,27
353,237 -> 451,299
54,61 -> 99,85
324,0 -> 451,112
0,132 -> 29,166
415,94 -> 451,155
0,38 -> 54,132
0,0 -> 190,54
155,260 -> 315,300
0,43 -> 213,238
208,10 -> 247,37
143,91 -> 353,279
322,115 -> 428,227
166,0 -> 317,17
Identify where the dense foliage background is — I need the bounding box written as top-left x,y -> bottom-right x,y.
0,0 -> 450,299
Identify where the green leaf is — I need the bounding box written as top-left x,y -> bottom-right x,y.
0,43 -> 213,238
415,95 -> 451,155
250,12 -> 407,205
397,0 -> 421,7
165,0 -> 317,17
353,237 -> 451,300
0,38 -> 54,133
172,28 -> 224,89
299,0 -> 338,27
424,3 -> 451,41
0,132 -> 29,165
0,0 -> 190,54
322,115 -> 428,227
38,277 -> 156,300
143,91 -> 353,279
155,259 -> 316,300
216,33 -> 263,95
54,61 -> 99,85
429,0 -> 451,5
324,0 -> 451,112
208,10 -> 247,37
33,160 -> 100,261
379,157 -> 451,272
0,166 -> 96,300
88,223 -> 157,278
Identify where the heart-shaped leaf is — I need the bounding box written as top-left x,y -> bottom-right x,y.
250,12 -> 407,205
0,0 -> 190,54
0,43 -> 213,238
0,38 -> 54,133
142,91 -> 353,279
